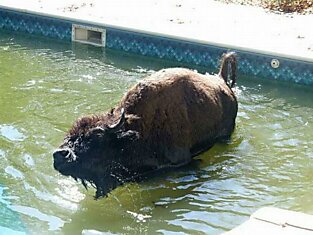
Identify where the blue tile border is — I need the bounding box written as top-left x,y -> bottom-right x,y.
0,8 -> 71,41
237,51 -> 313,85
106,28 -> 313,85
1,7 -> 313,85
106,29 -> 222,68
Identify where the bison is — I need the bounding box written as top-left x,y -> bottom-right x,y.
53,52 -> 238,198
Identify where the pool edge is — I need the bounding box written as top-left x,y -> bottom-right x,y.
1,5 -> 313,86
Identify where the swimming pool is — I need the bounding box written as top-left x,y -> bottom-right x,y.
0,31 -> 312,235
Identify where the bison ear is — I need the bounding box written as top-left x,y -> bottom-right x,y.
108,108 -> 125,132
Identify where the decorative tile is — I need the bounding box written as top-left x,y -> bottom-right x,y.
106,28 -> 313,85
106,29 -> 223,68
0,8 -> 71,41
237,52 -> 313,85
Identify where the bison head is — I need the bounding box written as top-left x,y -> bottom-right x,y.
53,108 -> 139,198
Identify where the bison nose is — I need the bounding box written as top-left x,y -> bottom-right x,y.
53,149 -> 70,166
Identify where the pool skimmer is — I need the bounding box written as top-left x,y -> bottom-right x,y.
72,24 -> 106,47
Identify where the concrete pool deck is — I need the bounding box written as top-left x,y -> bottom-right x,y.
224,207 -> 313,235
0,0 -> 313,62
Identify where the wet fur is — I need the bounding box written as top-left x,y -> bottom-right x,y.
54,52 -> 238,198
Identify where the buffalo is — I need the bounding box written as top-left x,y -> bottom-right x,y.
53,52 -> 238,198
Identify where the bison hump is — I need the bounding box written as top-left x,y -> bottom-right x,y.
119,68 -> 236,149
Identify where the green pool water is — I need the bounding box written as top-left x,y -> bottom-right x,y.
0,31 -> 312,235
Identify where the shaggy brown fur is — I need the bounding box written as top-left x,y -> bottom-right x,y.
120,66 -> 237,158
53,52 -> 238,198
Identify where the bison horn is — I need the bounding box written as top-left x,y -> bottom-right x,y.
91,126 -> 105,133
108,108 -> 125,132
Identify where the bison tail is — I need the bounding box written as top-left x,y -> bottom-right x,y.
218,52 -> 237,88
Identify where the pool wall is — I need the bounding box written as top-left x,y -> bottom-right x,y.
1,7 -> 313,85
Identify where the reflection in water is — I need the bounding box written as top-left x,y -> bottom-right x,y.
0,30 -> 312,234
0,125 -> 25,142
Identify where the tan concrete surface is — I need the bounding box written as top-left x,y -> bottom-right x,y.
1,0 -> 313,61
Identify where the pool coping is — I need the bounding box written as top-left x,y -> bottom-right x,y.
1,4 -> 313,64
224,207 -> 313,235
1,3 -> 313,85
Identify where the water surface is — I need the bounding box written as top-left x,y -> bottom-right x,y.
0,31 -> 313,235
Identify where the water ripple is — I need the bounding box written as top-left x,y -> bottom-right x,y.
5,166 -> 24,179
10,205 -> 65,231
